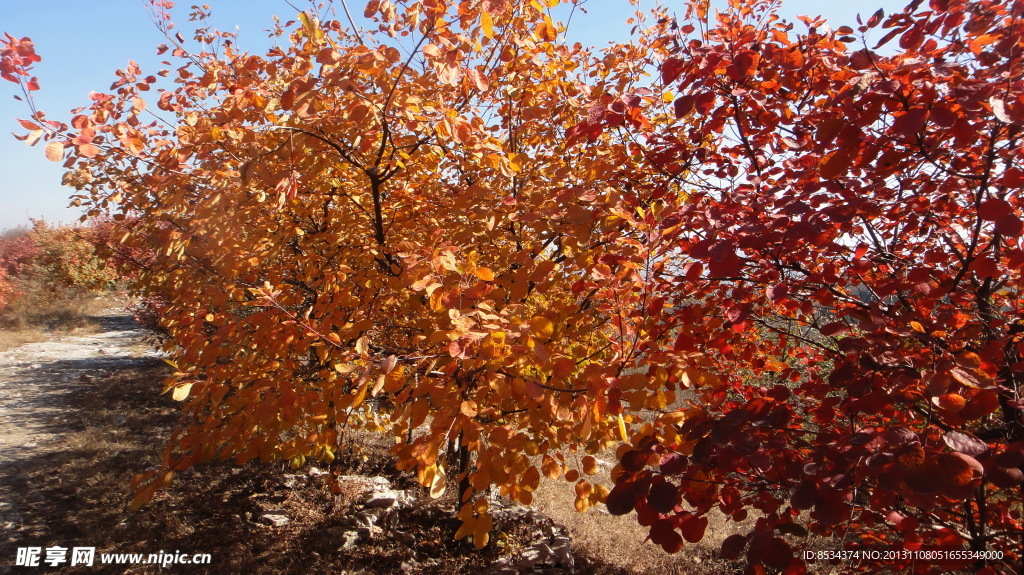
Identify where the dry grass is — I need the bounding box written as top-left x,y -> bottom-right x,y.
0,284 -> 115,351
528,447 -> 745,575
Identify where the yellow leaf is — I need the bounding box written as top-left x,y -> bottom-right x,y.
535,20 -> 557,41
473,512 -> 493,548
171,383 -> 193,401
333,362 -> 356,374
298,11 -> 317,35
910,321 -> 925,333
455,515 -> 475,540
521,465 -> 540,491
481,12 -> 494,39
352,376 -> 368,408
355,336 -> 369,356
530,316 -> 554,339
418,463 -> 434,486
618,413 -> 628,442
430,464 -> 447,499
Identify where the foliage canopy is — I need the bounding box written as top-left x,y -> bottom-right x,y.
4,0 -> 1024,571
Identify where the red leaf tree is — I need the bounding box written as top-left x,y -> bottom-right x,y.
594,0 -> 1024,571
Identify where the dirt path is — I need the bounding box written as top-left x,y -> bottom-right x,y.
0,310 -> 161,461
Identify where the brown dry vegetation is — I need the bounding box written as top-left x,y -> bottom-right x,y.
0,288 -> 110,352
530,457 -> 738,575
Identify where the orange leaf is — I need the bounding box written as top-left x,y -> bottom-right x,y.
818,147 -> 855,179
950,366 -> 993,389
541,454 -> 561,479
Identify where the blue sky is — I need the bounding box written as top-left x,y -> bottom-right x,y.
0,0 -> 907,231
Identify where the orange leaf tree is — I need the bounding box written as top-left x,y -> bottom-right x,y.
2,0 -> 689,550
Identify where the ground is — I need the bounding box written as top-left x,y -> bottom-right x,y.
0,305 -> 736,574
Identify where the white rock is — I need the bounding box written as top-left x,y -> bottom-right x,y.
260,513 -> 290,527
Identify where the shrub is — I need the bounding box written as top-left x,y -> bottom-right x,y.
26,220 -> 121,293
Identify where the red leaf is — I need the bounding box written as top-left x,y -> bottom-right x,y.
606,481 -> 637,516
680,514 -> 708,543
811,497 -> 851,526
732,51 -> 760,78
995,214 -> 1023,237
943,431 -> 988,457
987,466 -> 1024,488
961,389 -> 1000,420
662,57 -> 685,84
979,198 -> 1013,221
850,49 -> 874,70
999,168 -> 1024,187
893,107 -> 929,137
721,534 -> 747,559
760,537 -> 794,569
650,519 -> 684,553
899,27 -> 924,50
950,366 -> 993,389
867,8 -> 884,27
694,91 -> 716,115
791,483 -> 817,510
937,452 -> 983,489
820,322 -> 848,337
621,450 -> 647,473
767,283 -> 789,302
673,95 -> 694,118
647,480 -> 679,514
818,147 -> 855,179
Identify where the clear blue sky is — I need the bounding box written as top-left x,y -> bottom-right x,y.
0,0 -> 906,231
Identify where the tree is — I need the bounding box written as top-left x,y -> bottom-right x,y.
4,0 -> 1023,571
3,0 -> 686,550
585,0 -> 1024,572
